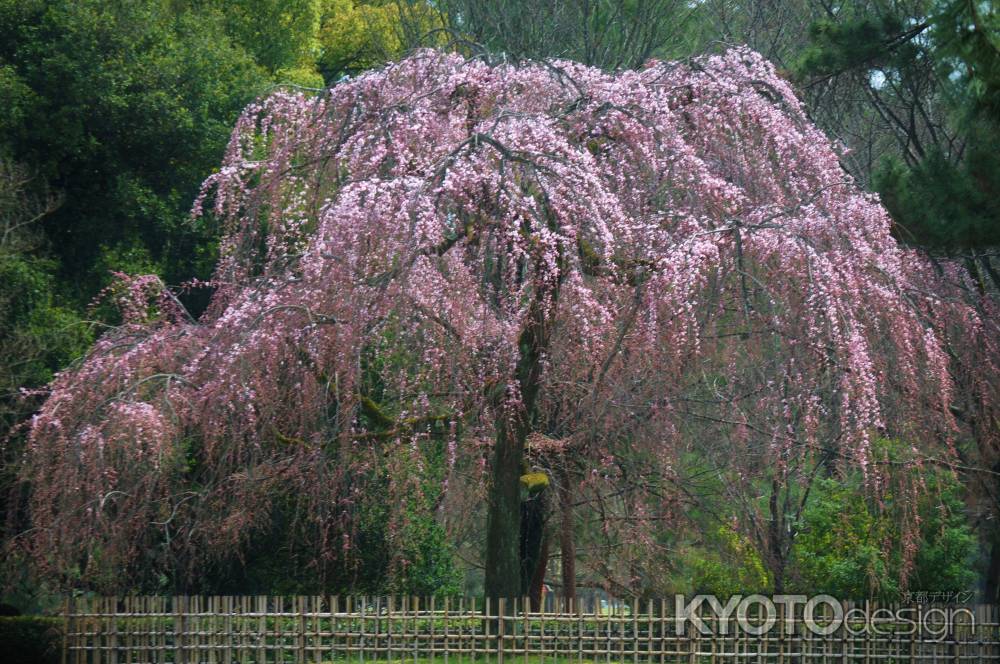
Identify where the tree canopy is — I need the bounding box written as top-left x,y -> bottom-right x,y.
17,48 -> 998,597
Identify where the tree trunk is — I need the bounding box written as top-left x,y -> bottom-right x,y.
484,418 -> 526,601
529,534 -> 550,611
484,293 -> 552,601
559,467 -> 577,604
520,482 -> 549,598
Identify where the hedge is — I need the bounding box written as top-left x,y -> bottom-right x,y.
0,616 -> 62,664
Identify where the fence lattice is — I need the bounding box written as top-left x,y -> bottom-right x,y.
62,596 -> 1000,664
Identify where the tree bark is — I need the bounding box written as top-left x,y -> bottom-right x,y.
529,534 -> 550,611
520,485 -> 549,598
559,467 -> 577,605
484,293 -> 551,601
484,416 -> 526,602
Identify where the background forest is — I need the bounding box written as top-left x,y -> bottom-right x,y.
1,0 -> 998,612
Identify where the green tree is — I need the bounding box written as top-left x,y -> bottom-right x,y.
0,159 -> 92,609
795,1 -> 1000,253
202,0 -> 322,75
317,1 -> 445,82
438,0 -> 697,69
0,0 -> 269,301
792,467 -> 977,600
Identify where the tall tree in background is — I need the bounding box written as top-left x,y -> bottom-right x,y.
0,2 -> 268,578
438,0 -> 698,69
203,0 -> 322,75
0,0 -> 269,299
317,1 -> 445,82
794,0 -> 1000,252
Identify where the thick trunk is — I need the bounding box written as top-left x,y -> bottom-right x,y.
484,293 -> 551,601
559,468 -> 577,604
484,418 -> 526,601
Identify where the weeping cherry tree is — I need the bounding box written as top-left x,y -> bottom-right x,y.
19,49 -> 999,597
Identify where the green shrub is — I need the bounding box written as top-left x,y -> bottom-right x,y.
0,616 -> 63,664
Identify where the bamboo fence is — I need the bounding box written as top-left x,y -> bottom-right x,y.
61,596 -> 1000,664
